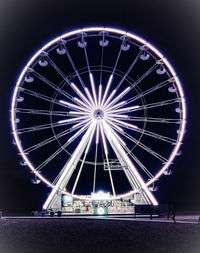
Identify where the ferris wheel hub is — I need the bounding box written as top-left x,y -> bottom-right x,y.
93,109 -> 104,119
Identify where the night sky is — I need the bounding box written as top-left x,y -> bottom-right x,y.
0,0 -> 200,214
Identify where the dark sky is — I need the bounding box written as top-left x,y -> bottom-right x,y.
0,0 -> 200,214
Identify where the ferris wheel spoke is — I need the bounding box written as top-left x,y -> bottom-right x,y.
70,83 -> 94,110
35,121 -> 91,171
103,86 -> 131,109
106,117 -> 138,131
129,98 -> 181,112
15,121 -> 69,134
19,87 -> 63,106
110,124 -> 168,163
14,108 -> 69,117
59,100 -> 92,113
110,118 -> 177,144
31,69 -> 74,102
112,46 -> 122,75
105,105 -> 140,114
100,122 -> 116,196
115,50 -> 142,91
46,55 -> 95,108
124,146 -> 154,179
113,132 -> 154,179
46,55 -> 71,84
126,78 -> 174,105
93,121 -> 100,193
105,113 -> 129,119
62,44 -> 86,89
23,120 -> 88,153
127,116 -> 181,124
71,122 -> 96,194
89,73 -> 98,106
58,116 -> 92,125
122,130 -> 168,163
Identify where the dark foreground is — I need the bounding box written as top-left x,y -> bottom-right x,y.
0,218 -> 200,253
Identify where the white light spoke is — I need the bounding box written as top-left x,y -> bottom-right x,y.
72,117 -> 93,129
107,117 -> 138,130
98,85 -> 102,107
104,101 -> 126,112
106,105 -> 140,114
101,89 -> 116,109
99,122 -> 108,155
59,100 -> 91,112
74,97 -> 93,110
105,113 -> 129,119
96,121 -> 100,144
71,83 -> 94,109
58,115 -> 91,124
84,87 -> 96,108
69,111 -> 92,116
108,125 -> 126,147
89,73 -> 98,106
71,120 -> 96,194
100,75 -> 113,107
105,118 -> 124,132
67,120 -> 92,144
103,86 -> 131,110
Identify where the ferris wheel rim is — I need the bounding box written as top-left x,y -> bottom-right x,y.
11,26 -> 186,201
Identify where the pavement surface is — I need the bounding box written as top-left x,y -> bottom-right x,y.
0,215 -> 200,253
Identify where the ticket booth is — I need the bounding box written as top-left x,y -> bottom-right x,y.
91,191 -> 110,215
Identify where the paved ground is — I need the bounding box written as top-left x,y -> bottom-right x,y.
0,217 -> 200,253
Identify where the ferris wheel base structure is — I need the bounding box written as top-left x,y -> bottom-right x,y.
43,190 -> 150,215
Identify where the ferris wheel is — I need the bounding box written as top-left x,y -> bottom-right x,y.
11,27 -> 186,211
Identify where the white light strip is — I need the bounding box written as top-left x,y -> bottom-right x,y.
98,85 -> 102,107
72,117 -> 93,129
105,118 -> 124,133
59,100 -> 91,112
74,97 -> 93,111
99,121 -> 108,155
102,119 -> 158,205
103,86 -> 131,110
104,113 -> 129,119
102,89 -> 116,109
69,111 -> 92,115
107,105 -> 140,114
84,87 -> 96,108
89,73 -> 98,106
67,120 -> 92,143
101,75 -> 113,107
107,117 -> 138,130
104,101 -> 126,112
58,115 -> 91,124
96,121 -> 100,144
71,83 -> 94,109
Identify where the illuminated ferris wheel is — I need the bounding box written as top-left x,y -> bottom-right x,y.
11,27 -> 186,211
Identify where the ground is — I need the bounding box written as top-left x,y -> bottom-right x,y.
0,217 -> 200,253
